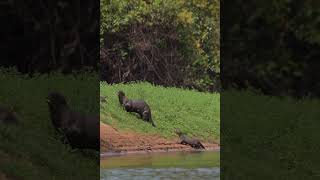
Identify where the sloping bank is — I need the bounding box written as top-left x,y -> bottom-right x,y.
100,123 -> 220,156
100,82 -> 220,156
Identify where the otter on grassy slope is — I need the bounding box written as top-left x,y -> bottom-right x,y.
46,92 -> 99,151
117,91 -> 156,127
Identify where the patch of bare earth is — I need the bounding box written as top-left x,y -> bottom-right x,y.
100,122 -> 219,155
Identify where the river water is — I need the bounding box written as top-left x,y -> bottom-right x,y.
100,151 -> 220,180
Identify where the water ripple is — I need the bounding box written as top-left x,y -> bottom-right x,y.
101,167 -> 220,180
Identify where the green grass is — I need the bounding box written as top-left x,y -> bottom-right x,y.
0,69 -> 99,180
223,90 -> 320,179
100,82 -> 220,142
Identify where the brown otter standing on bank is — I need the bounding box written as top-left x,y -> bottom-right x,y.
175,129 -> 205,149
117,91 -> 156,127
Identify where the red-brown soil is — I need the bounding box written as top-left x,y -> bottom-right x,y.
100,122 -> 220,155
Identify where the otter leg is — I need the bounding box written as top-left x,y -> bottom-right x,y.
142,111 -> 147,119
142,111 -> 150,121
181,140 -> 188,145
139,112 -> 144,119
199,142 -> 205,149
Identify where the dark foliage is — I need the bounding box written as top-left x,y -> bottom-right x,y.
1,0 -> 99,73
222,0 -> 320,98
100,0 -> 220,92
0,105 -> 18,125
101,25 -> 188,89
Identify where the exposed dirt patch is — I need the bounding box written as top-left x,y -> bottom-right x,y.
100,122 -> 219,155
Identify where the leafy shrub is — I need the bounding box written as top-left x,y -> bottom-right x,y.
100,0 -> 220,92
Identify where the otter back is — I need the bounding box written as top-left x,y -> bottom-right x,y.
124,100 -> 155,127
117,91 -> 155,127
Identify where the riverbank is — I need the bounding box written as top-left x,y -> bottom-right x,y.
100,123 -> 220,156
100,82 -> 220,156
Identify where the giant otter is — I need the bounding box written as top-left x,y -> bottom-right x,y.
46,92 -> 99,151
175,129 -> 205,149
117,91 -> 156,127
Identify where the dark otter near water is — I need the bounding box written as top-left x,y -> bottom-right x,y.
0,105 -> 18,125
175,129 -> 205,149
46,92 -> 99,151
117,91 -> 156,127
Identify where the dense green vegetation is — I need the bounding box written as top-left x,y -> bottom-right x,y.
0,69 -> 99,180
224,1 -> 320,97
100,0 -> 220,92
3,1 -> 99,73
223,90 -> 320,179
100,82 -> 219,142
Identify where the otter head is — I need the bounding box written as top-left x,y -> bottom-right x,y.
118,91 -> 125,98
117,91 -> 126,105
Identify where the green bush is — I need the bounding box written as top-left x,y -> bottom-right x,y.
100,0 -> 220,92
223,1 -> 320,97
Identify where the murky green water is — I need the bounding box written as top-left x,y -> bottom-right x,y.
100,151 -> 220,180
